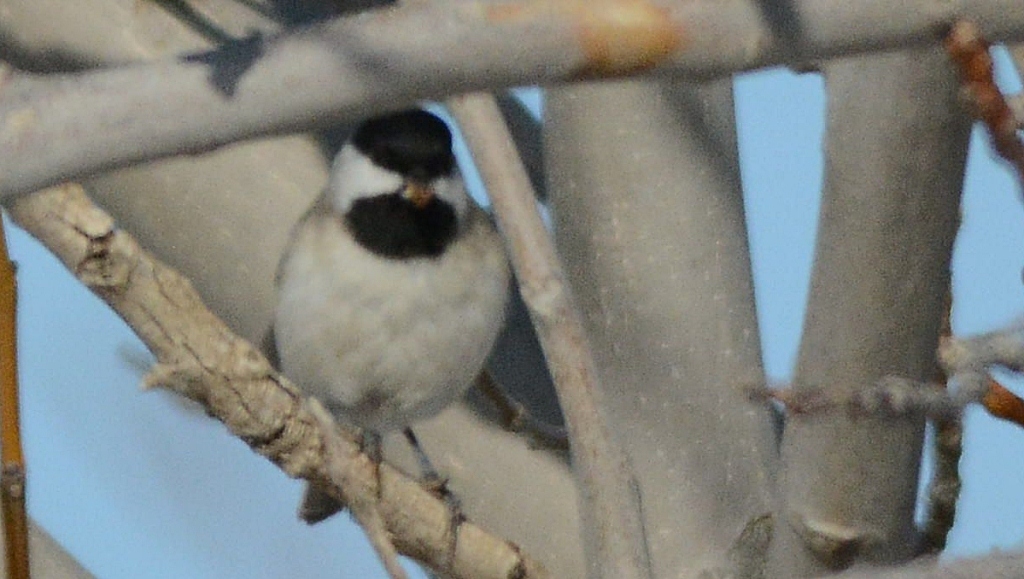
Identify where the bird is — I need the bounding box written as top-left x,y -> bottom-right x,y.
273,108 -> 510,522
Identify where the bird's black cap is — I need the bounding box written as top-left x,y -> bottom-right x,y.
350,109 -> 455,181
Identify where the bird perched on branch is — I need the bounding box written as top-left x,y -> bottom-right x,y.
273,108 -> 510,521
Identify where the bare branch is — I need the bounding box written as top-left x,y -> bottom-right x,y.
768,46 -> 971,575
0,0 -> 1023,197
5,183 -> 549,579
920,289 -> 960,556
476,371 -> 568,451
945,22 -> 1024,194
0,216 -> 29,579
449,92 -> 652,579
940,326 -> 1024,374
544,72 -> 777,576
754,377 -> 971,422
493,93 -> 545,200
920,417 -> 963,555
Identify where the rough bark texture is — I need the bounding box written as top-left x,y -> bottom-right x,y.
767,48 -> 971,577
545,77 -> 777,578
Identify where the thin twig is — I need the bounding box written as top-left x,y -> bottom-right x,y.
920,288 -> 961,555
476,370 -> 568,451
945,21 -> 1024,194
751,378 -> 972,422
449,92 -> 652,579
939,326 -> 1024,375
921,416 -> 963,554
6,184 -> 548,579
0,215 -> 29,579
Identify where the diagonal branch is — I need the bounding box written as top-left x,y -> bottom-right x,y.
449,92 -> 652,579
945,21 -> 1024,194
0,0 -> 1022,197
5,183 -> 549,579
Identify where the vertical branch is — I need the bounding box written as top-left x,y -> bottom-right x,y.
544,76 -> 776,578
920,289 -> 962,554
448,93 -> 653,579
0,216 -> 29,579
768,46 -> 970,577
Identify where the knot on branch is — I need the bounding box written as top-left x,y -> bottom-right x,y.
78,229 -> 135,293
789,513 -> 880,569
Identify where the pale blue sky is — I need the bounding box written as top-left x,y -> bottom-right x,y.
7,56 -> 1024,578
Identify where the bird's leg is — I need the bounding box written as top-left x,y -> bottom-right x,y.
403,427 -> 464,565
402,427 -> 444,490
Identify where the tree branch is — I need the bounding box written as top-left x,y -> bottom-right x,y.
0,0 -> 1022,197
449,92 -> 652,579
5,183 -> 549,579
544,71 -> 776,577
0,215 -> 29,579
945,21 -> 1024,194
767,46 -> 971,576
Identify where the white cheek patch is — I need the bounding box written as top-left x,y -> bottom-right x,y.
327,144 -> 404,213
326,143 -> 471,221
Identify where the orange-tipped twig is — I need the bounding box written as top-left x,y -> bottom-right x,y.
945,21 -> 1024,194
982,377 -> 1024,428
0,216 -> 29,579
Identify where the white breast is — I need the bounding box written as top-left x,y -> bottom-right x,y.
274,205 -> 509,432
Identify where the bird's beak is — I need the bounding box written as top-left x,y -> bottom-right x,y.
403,181 -> 435,209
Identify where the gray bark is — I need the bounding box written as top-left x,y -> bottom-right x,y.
1,0 -> 1024,197
767,48 -> 971,577
545,77 -> 778,578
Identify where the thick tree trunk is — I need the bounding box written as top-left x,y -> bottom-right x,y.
546,77 -> 777,578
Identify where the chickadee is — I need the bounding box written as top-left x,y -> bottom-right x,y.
274,109 -> 510,520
